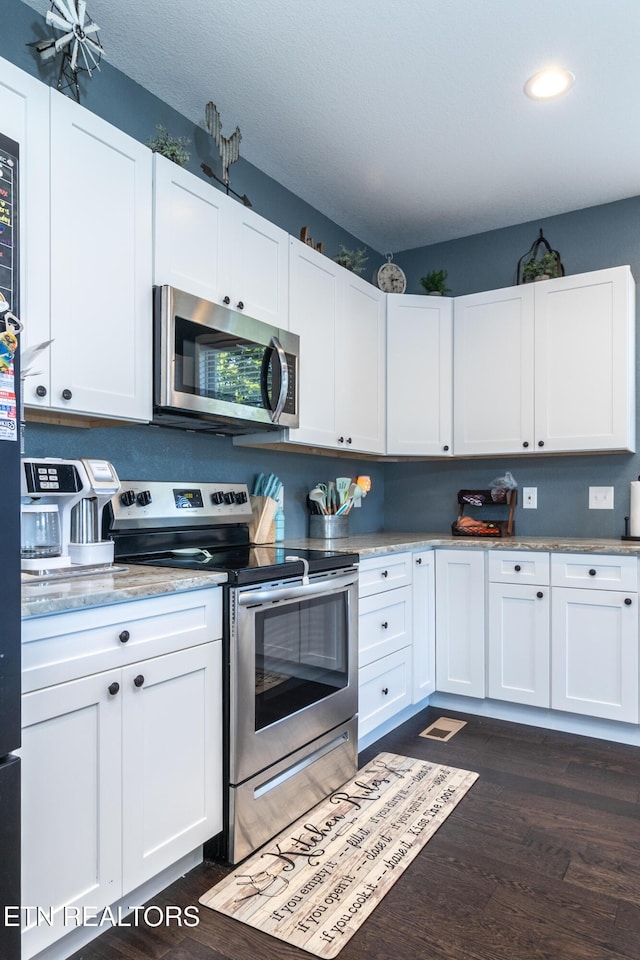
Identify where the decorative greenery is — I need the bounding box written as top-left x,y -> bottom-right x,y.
420,268 -> 451,295
522,251 -> 560,282
147,124 -> 191,166
332,245 -> 369,275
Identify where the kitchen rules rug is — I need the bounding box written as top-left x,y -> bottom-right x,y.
199,752 -> 478,958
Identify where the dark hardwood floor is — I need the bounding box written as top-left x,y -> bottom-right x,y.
69,707 -> 640,960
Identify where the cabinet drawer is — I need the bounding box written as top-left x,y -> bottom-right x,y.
551,554 -> 638,592
358,647 -> 412,739
22,588 -> 222,692
488,551 -> 549,585
359,586 -> 411,667
358,552 -> 412,597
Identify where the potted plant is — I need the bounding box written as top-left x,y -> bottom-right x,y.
522,251 -> 560,282
332,245 -> 368,275
419,268 -> 451,296
147,124 -> 191,166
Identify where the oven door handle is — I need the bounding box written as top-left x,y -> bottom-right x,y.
238,572 -> 357,606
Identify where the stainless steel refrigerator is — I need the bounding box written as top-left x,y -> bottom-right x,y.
0,129 -> 22,960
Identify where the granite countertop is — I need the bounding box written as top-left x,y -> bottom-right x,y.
281,531 -> 640,558
22,532 -> 640,619
21,563 -> 227,619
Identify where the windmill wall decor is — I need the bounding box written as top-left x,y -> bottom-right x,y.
30,0 -> 103,103
201,101 -> 251,207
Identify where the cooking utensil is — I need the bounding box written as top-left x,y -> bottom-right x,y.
339,483 -> 364,515
327,480 -> 338,514
336,477 -> 351,506
309,487 -> 327,514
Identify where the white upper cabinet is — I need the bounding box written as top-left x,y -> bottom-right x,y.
2,55 -> 154,424
453,267 -> 635,456
0,57 -> 51,393
153,154 -> 289,328
287,238 -> 386,454
387,294 -> 453,456
453,284 -> 535,456
534,267 -> 635,453
46,92 -> 152,421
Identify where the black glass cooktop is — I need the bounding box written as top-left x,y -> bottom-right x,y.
134,545 -> 359,586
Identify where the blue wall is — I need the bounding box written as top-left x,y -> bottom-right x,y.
7,0 -> 640,542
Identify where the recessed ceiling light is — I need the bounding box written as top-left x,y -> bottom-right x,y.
524,68 -> 575,100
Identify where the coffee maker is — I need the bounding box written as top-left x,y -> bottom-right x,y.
21,457 -> 120,571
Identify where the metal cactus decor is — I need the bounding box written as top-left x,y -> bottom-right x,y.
201,102 -> 251,206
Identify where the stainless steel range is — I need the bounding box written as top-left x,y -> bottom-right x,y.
104,480 -> 359,863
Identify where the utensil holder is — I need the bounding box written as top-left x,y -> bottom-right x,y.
249,495 -> 276,543
309,515 -> 349,539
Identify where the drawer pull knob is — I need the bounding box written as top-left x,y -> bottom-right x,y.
108,682 -> 120,696
514,564 -> 521,572
443,444 -> 449,451
589,569 -> 597,577
36,384 -> 47,398
381,621 -> 389,629
538,440 -> 545,447
119,630 -> 130,643
381,570 -> 388,578
537,591 -> 544,599
133,674 -> 145,688
222,295 -> 231,305
625,598 -> 632,606
382,687 -> 389,696
522,441 -> 529,448
237,300 -> 244,310
62,388 -> 73,401
337,436 -> 344,443
416,557 -> 422,565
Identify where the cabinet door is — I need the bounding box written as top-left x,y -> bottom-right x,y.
336,273 -> 386,453
412,551 -> 435,701
20,672 -> 122,960
49,92 -> 152,421
453,285 -> 535,455
287,237 -> 340,447
435,549 -> 485,697
387,295 -> 453,456
228,203 -> 289,328
488,582 -> 550,707
122,642 -> 222,891
0,57 -> 51,404
551,587 -> 638,722
153,153 -> 231,302
534,267 -> 635,452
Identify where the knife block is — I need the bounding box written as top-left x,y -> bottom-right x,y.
249,495 -> 276,543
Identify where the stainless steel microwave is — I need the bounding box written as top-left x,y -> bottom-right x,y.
153,286 -> 299,433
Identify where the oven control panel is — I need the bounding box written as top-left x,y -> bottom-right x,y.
109,480 -> 253,525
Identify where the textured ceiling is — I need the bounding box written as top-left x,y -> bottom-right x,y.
20,0 -> 640,252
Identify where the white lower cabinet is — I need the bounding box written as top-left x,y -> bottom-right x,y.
550,553 -> 639,723
435,549 -> 486,698
487,551 -> 550,707
20,589 -> 222,960
358,553 -> 412,739
412,551 -> 436,701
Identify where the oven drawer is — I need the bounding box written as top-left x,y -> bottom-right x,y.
359,552 -> 412,597
359,586 -> 411,667
22,588 -> 222,692
227,717 -> 358,864
358,646 -> 412,740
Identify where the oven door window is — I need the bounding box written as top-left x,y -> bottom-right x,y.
254,592 -> 349,731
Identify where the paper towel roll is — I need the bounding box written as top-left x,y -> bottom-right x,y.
629,481 -> 640,537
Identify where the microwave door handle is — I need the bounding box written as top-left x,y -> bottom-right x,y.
268,336 -> 288,423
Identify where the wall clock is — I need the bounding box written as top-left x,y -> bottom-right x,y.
374,254 -> 407,294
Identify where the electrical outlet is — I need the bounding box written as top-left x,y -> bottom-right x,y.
522,487 -> 537,509
589,486 -> 614,509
